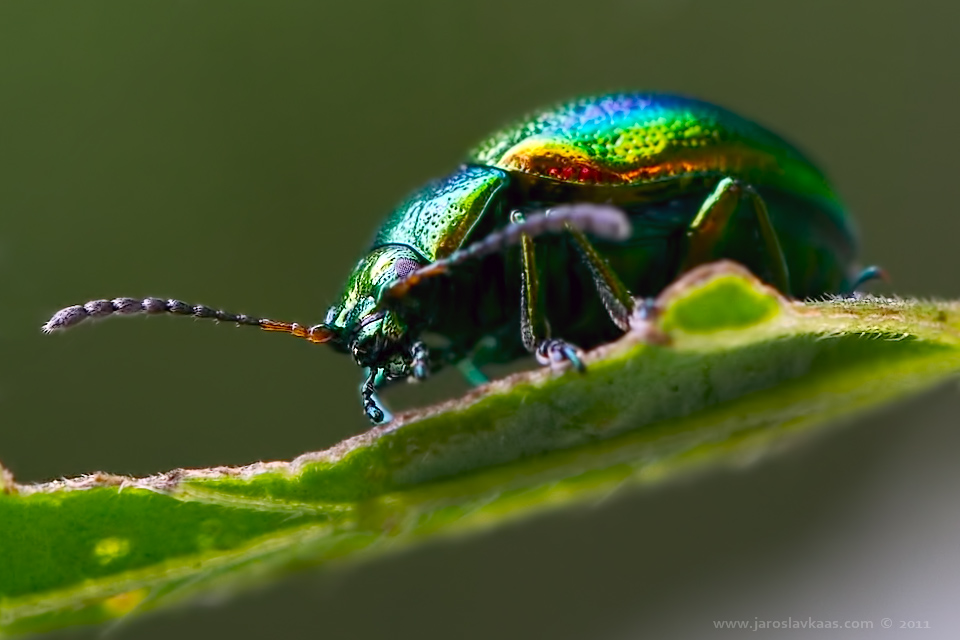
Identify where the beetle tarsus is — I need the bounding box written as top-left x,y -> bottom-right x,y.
365,404 -> 384,423
411,341 -> 430,380
633,297 -> 660,322
361,368 -> 391,424
536,339 -> 586,372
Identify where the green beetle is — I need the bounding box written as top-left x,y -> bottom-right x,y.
44,93 -> 878,423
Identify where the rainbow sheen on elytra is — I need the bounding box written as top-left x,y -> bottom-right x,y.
472,93 -> 841,205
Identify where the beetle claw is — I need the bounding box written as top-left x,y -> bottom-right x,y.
536,339 -> 585,372
365,405 -> 384,423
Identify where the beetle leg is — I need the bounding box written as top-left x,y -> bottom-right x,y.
410,340 -> 430,380
565,224 -> 634,331
633,297 -> 660,322
847,265 -> 888,295
514,211 -> 586,373
360,367 -> 392,424
457,358 -> 490,386
536,339 -> 585,371
455,335 -> 498,386
515,211 -> 548,353
683,177 -> 791,294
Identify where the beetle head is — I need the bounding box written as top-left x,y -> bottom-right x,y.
322,244 -> 427,376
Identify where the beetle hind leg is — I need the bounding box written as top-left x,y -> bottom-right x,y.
683,177 -> 791,295
847,265 -> 888,295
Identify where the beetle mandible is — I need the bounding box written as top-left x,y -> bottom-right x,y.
44,92 -> 880,424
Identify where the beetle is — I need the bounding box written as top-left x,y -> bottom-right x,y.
44,92 -> 880,424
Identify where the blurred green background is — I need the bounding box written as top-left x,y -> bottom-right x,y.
2,1 -> 958,638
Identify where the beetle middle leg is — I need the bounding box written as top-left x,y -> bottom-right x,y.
564,225 -> 635,331
513,211 -> 585,372
682,177 -> 791,294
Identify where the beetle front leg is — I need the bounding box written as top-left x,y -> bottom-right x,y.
514,211 -> 585,372
682,177 -> 791,295
360,367 -> 392,424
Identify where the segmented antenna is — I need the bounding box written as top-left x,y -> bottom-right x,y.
448,203 -> 631,264
42,297 -> 335,344
380,203 -> 631,305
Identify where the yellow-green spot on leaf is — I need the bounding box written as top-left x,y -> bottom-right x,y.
659,264 -> 782,334
93,537 -> 131,566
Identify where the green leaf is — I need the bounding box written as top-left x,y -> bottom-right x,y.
2,261 -> 959,636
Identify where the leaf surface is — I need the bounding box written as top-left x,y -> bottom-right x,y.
3,262 -> 959,636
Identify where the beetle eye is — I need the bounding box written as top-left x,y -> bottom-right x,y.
394,257 -> 420,280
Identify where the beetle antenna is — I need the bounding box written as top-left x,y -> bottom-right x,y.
42,297 -> 335,344
380,203 -> 631,305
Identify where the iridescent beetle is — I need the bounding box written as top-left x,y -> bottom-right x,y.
44,93 -> 880,424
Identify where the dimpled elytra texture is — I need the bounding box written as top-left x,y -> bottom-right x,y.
374,165 -> 509,261
470,92 -> 840,205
